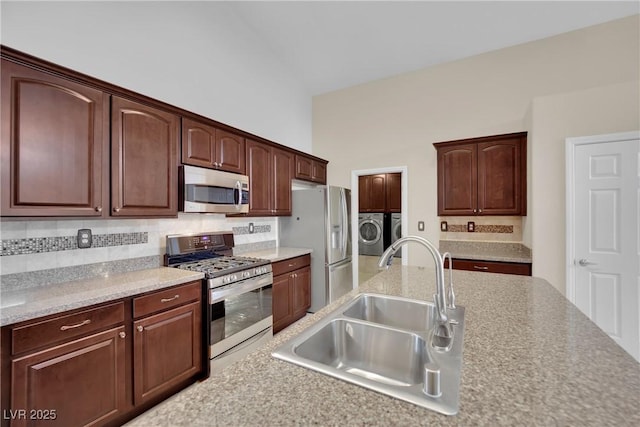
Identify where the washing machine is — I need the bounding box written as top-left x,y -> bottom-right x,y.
358,213 -> 384,256
391,213 -> 402,258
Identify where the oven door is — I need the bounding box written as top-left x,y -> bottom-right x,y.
209,273 -> 273,359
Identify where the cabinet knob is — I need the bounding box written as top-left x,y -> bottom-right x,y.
95,206 -> 102,212
113,207 -> 121,213
137,325 -> 144,332
119,331 -> 126,338
478,209 -> 483,213
473,209 -> 477,213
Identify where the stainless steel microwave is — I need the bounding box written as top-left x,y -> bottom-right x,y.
181,165 -> 249,214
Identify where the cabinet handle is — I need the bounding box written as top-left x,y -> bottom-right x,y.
137,325 -> 144,332
60,319 -> 91,331
160,294 -> 180,303
95,206 -> 102,212
288,263 -> 295,267
473,265 -> 489,270
119,331 -> 126,338
113,207 -> 121,213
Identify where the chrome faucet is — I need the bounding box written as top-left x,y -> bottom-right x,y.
441,252 -> 456,309
378,236 -> 454,350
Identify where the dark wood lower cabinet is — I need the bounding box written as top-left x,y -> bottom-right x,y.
10,326 -> 127,427
133,301 -> 201,405
444,258 -> 532,276
1,281 -> 204,427
272,256 -> 311,333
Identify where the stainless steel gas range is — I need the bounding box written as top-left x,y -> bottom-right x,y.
165,232 -> 273,373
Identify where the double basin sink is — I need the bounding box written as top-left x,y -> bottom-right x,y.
272,293 -> 465,415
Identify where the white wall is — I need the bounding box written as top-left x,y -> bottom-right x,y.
313,16 -> 640,275
529,80 -> 640,294
0,1 -> 312,152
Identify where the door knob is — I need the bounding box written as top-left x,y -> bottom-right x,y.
578,259 -> 596,266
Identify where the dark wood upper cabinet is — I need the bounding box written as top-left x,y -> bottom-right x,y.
181,117 -> 245,174
434,132 -> 527,216
111,96 -> 179,217
1,46 -> 328,219
295,154 -> 327,184
359,173 -> 401,213
385,173 -> 402,212
0,59 -> 109,217
245,139 -> 292,216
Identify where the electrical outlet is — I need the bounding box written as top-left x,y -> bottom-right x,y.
77,229 -> 92,248
418,221 -> 425,231
249,223 -> 255,234
467,221 -> 475,232
440,221 -> 448,232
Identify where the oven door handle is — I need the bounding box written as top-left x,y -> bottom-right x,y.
210,274 -> 273,304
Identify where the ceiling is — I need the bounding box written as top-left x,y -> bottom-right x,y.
227,1 -> 639,95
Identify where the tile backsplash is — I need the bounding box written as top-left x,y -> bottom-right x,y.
438,216 -> 522,242
0,214 -> 277,276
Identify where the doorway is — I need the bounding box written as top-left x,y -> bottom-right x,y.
566,131 -> 639,361
351,167 -> 408,286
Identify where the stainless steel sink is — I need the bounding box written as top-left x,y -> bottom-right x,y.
294,319 -> 429,387
342,293 -> 436,332
272,293 -> 465,415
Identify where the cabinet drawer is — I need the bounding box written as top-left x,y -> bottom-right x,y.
133,281 -> 201,318
445,258 -> 532,276
272,254 -> 311,277
11,301 -> 125,355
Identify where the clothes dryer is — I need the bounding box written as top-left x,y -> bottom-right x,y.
391,213 -> 402,258
358,213 -> 384,256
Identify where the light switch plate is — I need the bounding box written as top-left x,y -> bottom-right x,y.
418,221 -> 425,231
467,222 -> 475,232
440,221 -> 448,232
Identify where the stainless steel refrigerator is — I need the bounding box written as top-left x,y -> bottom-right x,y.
279,186 -> 352,313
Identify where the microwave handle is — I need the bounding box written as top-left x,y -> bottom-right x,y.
234,181 -> 242,210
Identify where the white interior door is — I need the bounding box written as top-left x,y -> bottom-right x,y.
567,131 -> 640,362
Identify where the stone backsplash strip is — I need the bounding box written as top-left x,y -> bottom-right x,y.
447,224 -> 513,233
232,225 -> 271,235
0,255 -> 163,290
1,232 -> 148,256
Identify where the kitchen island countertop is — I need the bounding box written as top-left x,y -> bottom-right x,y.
127,265 -> 639,426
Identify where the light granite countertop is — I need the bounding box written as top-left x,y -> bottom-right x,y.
439,240 -> 532,263
127,266 -> 639,426
0,268 -> 204,326
236,247 -> 312,263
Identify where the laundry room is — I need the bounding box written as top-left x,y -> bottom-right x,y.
357,172 -> 402,283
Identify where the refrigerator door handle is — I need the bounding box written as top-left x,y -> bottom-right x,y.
341,188 -> 348,260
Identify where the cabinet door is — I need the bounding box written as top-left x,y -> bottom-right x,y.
477,138 -> 524,215
245,140 -> 272,215
360,174 -> 386,212
292,267 -> 311,319
385,173 -> 402,213
111,96 -> 179,217
294,155 -> 313,181
437,143 -> 477,216
11,326 -> 127,427
272,274 -> 293,334
133,301 -> 201,405
272,147 -> 293,215
216,129 -> 245,174
181,117 -> 216,168
312,161 -> 327,184
1,59 -> 109,217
